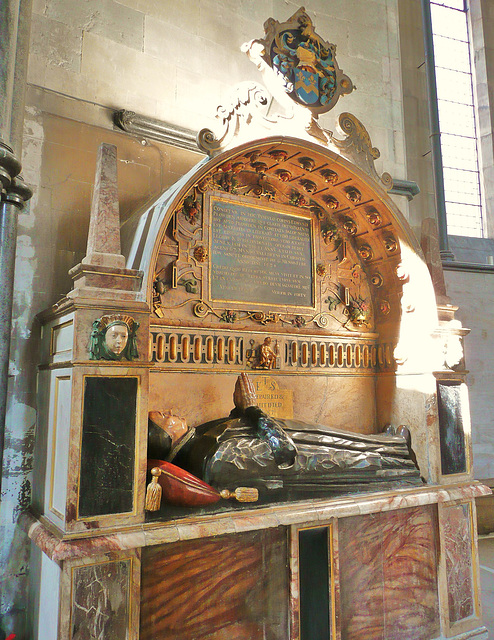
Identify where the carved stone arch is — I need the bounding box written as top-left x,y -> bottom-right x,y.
136,136 -> 437,366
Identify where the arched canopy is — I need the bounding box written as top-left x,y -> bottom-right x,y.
125,135 -> 437,354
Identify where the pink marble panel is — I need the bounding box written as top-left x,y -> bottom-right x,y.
338,506 -> 439,640
442,503 -> 475,624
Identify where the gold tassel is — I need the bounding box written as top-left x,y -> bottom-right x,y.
220,487 -> 259,503
145,467 -> 162,511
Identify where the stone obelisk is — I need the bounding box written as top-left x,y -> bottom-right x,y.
69,143 -> 142,300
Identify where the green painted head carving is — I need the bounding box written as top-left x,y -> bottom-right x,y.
89,314 -> 139,361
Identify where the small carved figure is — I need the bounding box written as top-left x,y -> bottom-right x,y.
259,337 -> 277,369
89,314 -> 139,361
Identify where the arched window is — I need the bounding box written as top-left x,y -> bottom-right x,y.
430,0 -> 484,237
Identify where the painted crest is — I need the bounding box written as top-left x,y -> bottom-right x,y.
261,7 -> 353,115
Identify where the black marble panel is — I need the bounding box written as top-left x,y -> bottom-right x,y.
79,376 -> 137,517
210,197 -> 314,307
71,560 -> 131,639
299,527 -> 331,640
437,381 -> 467,476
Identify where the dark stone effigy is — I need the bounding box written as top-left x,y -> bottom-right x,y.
172,406 -> 423,501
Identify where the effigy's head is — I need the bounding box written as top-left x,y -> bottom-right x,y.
233,373 -> 257,410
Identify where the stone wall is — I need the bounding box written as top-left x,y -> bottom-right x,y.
444,269 -> 494,482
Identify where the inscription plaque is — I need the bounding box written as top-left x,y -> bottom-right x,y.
210,197 -> 314,307
254,376 -> 293,419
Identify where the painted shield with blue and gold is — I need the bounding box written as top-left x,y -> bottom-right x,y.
293,68 -> 319,105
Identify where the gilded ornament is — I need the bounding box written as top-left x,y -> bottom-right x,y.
193,246 -> 208,263
220,310 -> 237,323
197,177 -> 214,193
344,186 -> 362,203
275,169 -> 292,181
215,165 -> 240,193
347,296 -> 371,326
314,313 -> 330,328
178,277 -> 198,294
181,194 -> 200,224
343,218 -> 358,235
358,243 -> 373,261
250,311 -> 279,325
319,169 -> 338,184
366,207 -> 382,226
268,150 -> 288,162
245,150 -> 262,163
310,203 -> 324,219
252,161 -> 268,173
321,220 -> 341,247
154,277 -> 168,295
371,272 -> 383,288
193,302 -> 209,318
292,315 -> 306,328
299,178 -> 317,193
298,156 -> 315,171
322,195 -> 339,209
289,190 -> 308,207
316,263 -> 327,277
380,300 -> 391,315
383,236 -> 398,253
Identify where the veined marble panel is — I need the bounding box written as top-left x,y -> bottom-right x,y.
442,502 -> 476,624
338,506 -> 440,640
140,529 -> 288,640
70,559 -> 132,640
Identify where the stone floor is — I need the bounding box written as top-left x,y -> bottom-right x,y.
479,536 -> 494,637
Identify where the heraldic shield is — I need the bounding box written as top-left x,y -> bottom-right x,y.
261,7 -> 353,116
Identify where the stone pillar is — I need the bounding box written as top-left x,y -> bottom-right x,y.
0,144 -> 31,494
0,0 -> 33,494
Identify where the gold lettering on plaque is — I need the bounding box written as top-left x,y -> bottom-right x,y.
254,376 -> 293,419
210,197 -> 314,308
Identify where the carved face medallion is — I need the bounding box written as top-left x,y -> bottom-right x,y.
105,323 -> 129,355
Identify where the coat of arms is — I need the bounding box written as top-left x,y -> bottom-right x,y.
260,7 -> 353,115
